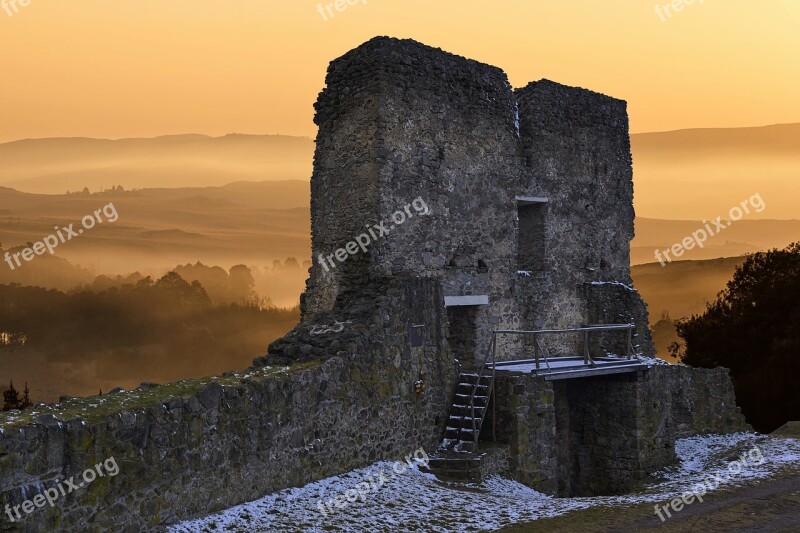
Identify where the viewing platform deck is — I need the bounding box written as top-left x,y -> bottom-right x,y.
488,355 -> 648,380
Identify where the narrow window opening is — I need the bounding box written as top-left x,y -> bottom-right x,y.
517,200 -> 547,272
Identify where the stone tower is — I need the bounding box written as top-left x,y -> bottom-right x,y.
293,36 -> 653,365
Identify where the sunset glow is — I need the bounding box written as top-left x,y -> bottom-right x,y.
2,0 -> 799,142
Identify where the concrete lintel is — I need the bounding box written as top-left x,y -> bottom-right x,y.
444,295 -> 489,307
515,195 -> 549,205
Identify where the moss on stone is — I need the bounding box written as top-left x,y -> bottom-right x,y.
0,360 -> 323,431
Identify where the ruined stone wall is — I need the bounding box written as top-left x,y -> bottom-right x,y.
303,38 -> 528,362
1,277 -> 456,532
491,375 -> 559,494
515,81 -> 651,354
553,374 -> 659,496
369,38 -> 524,361
302,41 -> 384,319
304,38 -> 654,363
585,282 -> 656,357
642,365 -> 750,438
491,365 -> 750,497
516,80 -> 634,284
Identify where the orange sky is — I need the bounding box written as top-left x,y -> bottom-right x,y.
1,1 -> 799,142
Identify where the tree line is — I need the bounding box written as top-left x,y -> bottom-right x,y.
0,271 -> 299,376
672,242 -> 800,432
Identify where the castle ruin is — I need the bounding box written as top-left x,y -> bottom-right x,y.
259,36 -> 749,496
0,37 -> 749,531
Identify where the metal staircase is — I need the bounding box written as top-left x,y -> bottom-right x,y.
425,335 -> 499,481
439,334 -> 498,454
440,372 -> 493,453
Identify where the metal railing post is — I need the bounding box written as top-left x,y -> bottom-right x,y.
471,395 -> 476,449
583,330 -> 589,365
626,325 -> 633,359
492,333 -> 496,444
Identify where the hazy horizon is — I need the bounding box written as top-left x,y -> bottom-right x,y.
3,121 -> 799,219
7,119 -> 800,142
2,2 -> 800,143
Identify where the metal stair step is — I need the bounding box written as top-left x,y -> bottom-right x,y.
458,373 -> 492,385
451,406 -> 486,418
453,394 -> 489,406
456,383 -> 489,394
437,372 -> 496,462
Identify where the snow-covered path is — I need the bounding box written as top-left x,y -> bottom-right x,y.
171,433 -> 800,532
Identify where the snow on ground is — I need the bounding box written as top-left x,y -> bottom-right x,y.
171,433 -> 800,532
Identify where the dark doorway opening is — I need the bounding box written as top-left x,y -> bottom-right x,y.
447,306 -> 480,367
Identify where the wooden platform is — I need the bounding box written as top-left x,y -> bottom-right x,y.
488,356 -> 648,380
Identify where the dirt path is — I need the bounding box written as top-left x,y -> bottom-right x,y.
500,472 -> 800,532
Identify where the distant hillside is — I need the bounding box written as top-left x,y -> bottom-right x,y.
1,175 -> 794,357
632,256 -> 746,361
2,178 -> 795,275
632,123 -> 800,158
143,180 -> 310,210
631,123 -> 800,220
0,182 -> 310,275
632,256 -> 745,322
3,124 -> 799,219
631,217 -> 800,265
0,134 -> 315,193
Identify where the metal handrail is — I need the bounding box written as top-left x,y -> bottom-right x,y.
493,323 -> 636,370
461,323 -> 637,451
534,336 -> 552,372
494,324 -> 636,335
461,334 -> 497,451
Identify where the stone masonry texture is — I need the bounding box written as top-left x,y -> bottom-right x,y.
490,365 -> 749,497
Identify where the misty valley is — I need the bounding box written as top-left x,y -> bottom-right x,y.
0,261 -> 303,407
0,132 -> 798,430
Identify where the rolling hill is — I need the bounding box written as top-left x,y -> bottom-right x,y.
631,256 -> 745,322
631,123 -> 800,221
631,217 -> 800,265
2,123 -> 799,223
0,182 -> 310,275
0,134 -> 315,193
632,255 -> 748,361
